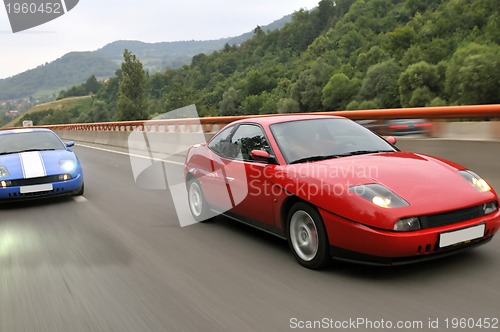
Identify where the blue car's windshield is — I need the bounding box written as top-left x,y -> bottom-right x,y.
0,131 -> 66,155
270,118 -> 397,164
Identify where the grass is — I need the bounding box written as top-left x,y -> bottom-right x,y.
3,96 -> 93,128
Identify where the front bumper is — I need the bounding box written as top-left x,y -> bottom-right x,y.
0,173 -> 83,201
320,208 -> 500,265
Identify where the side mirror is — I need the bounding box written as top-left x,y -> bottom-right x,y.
250,150 -> 276,163
385,136 -> 397,145
66,141 -> 75,148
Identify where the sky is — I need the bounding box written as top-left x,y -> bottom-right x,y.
0,0 -> 319,79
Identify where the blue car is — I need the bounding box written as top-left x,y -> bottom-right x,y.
0,128 -> 84,201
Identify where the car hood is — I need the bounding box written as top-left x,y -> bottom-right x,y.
0,149 -> 78,180
274,151 -> 497,228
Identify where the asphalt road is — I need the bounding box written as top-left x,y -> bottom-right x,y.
1,140 -> 499,332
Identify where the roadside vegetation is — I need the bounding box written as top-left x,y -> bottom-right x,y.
10,96 -> 93,127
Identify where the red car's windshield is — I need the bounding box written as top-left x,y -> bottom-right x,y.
270,118 -> 396,164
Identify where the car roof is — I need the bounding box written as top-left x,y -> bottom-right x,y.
0,128 -> 53,135
228,114 -> 345,126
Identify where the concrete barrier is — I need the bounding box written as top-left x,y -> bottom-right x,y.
55,130 -> 212,155
431,121 -> 500,139
56,130 -> 130,147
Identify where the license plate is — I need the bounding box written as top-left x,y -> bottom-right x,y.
439,224 -> 485,248
20,183 -> 53,194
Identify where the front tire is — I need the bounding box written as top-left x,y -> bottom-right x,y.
74,183 -> 84,196
187,178 -> 213,222
287,202 -> 330,269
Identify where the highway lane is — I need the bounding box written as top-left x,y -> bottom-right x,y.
1,141 -> 499,332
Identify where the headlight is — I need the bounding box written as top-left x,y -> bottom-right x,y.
58,174 -> 73,181
0,166 -> 9,177
349,184 -> 409,208
483,201 -> 498,215
60,160 -> 77,172
393,217 -> 421,231
1,180 -> 12,188
459,170 -> 491,192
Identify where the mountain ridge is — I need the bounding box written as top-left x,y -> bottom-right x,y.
0,14 -> 292,101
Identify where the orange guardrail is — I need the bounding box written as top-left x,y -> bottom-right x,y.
17,104 -> 500,133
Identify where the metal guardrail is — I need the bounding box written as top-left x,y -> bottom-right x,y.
22,104 -> 500,133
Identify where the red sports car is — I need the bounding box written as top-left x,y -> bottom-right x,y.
184,115 -> 499,269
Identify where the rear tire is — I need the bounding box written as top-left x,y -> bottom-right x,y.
187,178 -> 213,222
286,202 -> 330,269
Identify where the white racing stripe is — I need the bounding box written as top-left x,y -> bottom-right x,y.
20,151 -> 46,178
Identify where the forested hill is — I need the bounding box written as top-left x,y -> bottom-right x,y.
15,0 -> 500,126
0,14 -> 292,101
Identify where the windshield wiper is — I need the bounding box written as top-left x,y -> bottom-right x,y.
334,150 -> 395,157
290,155 -> 340,164
290,150 -> 395,164
0,149 -> 57,155
15,148 -> 56,153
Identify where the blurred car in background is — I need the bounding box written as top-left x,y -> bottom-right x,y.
357,119 -> 432,136
386,119 -> 432,136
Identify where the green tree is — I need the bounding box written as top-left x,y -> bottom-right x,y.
90,99 -> 112,122
358,60 -> 402,108
356,46 -> 390,73
241,95 -> 263,115
445,43 -> 500,104
162,76 -> 196,112
387,25 -> 417,56
399,61 -> 440,107
241,69 -> 277,96
409,87 -> 434,107
115,49 -> 148,121
219,87 -> 240,116
358,100 -> 380,109
322,73 -> 360,110
277,98 -> 300,113
291,60 -> 332,112
84,75 -> 101,94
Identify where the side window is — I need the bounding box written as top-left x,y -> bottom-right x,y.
230,125 -> 270,161
208,125 -> 237,157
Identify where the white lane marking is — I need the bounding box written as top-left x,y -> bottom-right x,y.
20,151 -> 46,178
76,143 -> 184,166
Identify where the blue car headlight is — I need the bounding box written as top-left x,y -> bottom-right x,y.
459,170 -> 491,192
1,180 -> 12,188
349,184 -> 409,208
60,160 -> 77,172
0,166 -> 9,177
